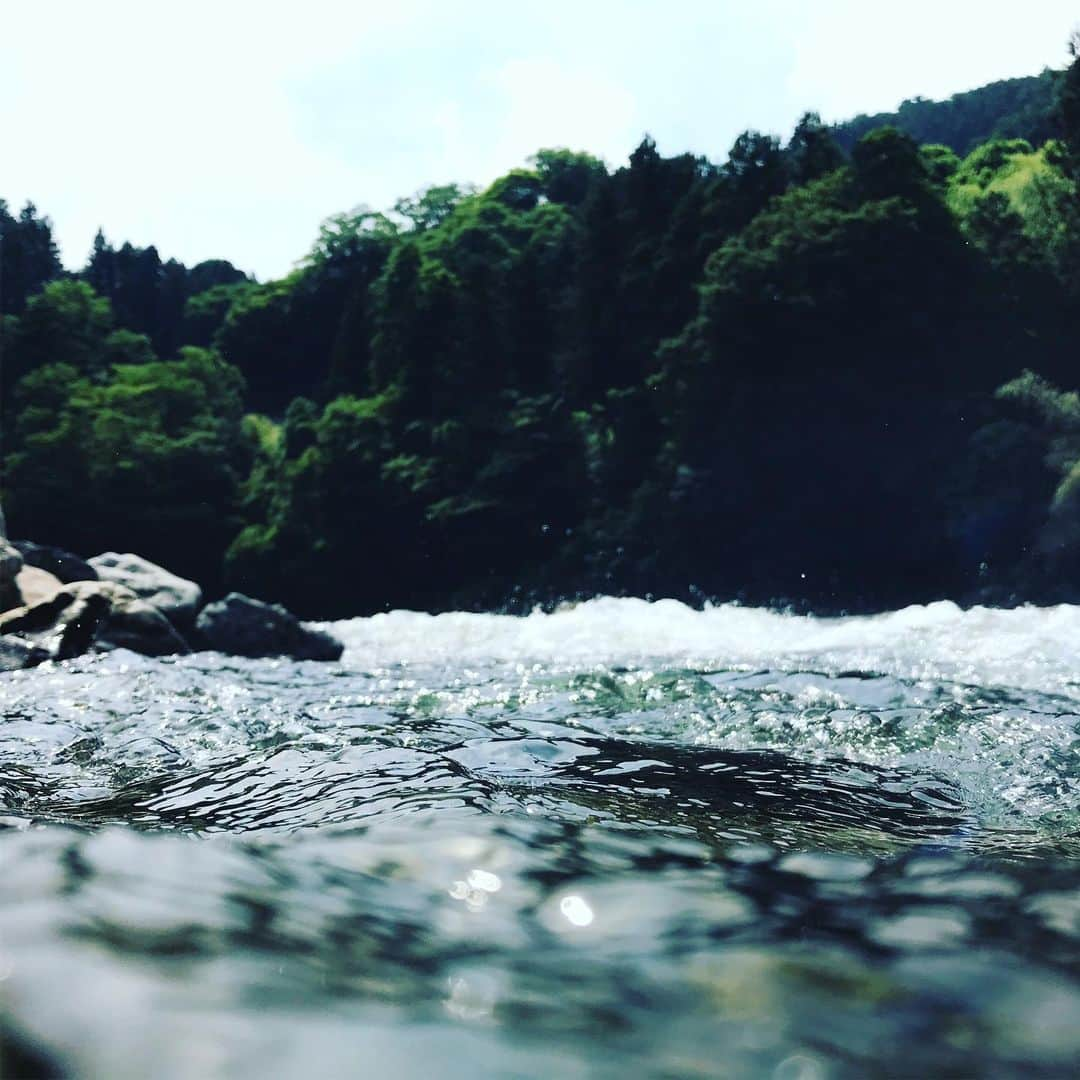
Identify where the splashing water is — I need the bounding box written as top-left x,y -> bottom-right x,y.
1,599 -> 1080,1077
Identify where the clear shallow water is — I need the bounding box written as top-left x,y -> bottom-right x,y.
1,598 -> 1080,1077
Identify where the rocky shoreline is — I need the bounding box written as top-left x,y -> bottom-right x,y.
0,537 -> 343,670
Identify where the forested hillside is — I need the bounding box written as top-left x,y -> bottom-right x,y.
5,53 -> 1080,617
832,69 -> 1060,156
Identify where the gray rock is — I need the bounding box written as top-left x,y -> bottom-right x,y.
0,540 -> 22,579
88,552 -> 202,626
196,593 -> 343,661
86,581 -> 191,656
14,565 -> 63,607
0,634 -> 50,671
0,584 -> 113,660
0,540 -> 25,612
0,581 -> 189,660
13,541 -> 98,584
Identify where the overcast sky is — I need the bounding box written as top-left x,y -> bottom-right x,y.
2,1 -> 1076,280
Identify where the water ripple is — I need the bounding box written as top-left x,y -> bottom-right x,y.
2,603 -> 1080,1076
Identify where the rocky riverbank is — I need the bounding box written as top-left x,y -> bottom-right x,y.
0,538 -> 343,670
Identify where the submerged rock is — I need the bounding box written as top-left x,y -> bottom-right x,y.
0,581 -> 189,660
195,592 -> 343,661
88,552 -> 202,627
13,540 -> 98,584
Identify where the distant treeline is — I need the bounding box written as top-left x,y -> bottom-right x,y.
5,56 -> 1080,616
832,69 -> 1061,157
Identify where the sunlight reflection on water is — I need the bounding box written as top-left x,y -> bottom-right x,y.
1,601 -> 1080,1075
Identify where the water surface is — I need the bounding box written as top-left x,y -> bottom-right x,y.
2,599 -> 1080,1077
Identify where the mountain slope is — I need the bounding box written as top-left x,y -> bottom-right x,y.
832,69 -> 1061,155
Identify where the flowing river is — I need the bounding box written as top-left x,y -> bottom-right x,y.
2,598 -> 1080,1078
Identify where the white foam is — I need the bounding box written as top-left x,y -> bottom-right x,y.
324,597 -> 1080,693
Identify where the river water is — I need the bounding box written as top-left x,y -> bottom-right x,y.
1,598 -> 1079,1077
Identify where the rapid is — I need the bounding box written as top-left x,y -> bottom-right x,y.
1,598 -> 1080,1077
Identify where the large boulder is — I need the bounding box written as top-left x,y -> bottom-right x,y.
14,565 -> 64,607
0,584 -> 114,660
88,582 -> 192,656
13,541 -> 97,584
0,540 -> 24,612
88,552 -> 202,627
0,581 -> 189,660
195,593 -> 343,661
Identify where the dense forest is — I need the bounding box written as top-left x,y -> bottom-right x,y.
5,52 -> 1080,618
831,69 -> 1061,156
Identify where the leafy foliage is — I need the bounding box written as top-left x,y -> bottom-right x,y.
4,280 -> 115,394
5,348 -> 247,588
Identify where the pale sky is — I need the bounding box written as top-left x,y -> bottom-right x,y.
2,1 -> 1076,281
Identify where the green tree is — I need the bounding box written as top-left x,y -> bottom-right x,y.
226,392 -> 422,616
785,112 -> 845,185
992,370 -> 1080,572
4,348 -> 247,586
921,144 -> 961,186
1059,32 -> 1080,172
393,184 -> 472,232
531,148 -> 607,205
5,280 -> 114,395
0,201 -> 62,315
851,126 -> 935,203
182,281 -> 256,348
